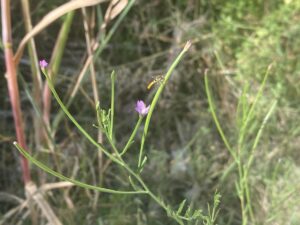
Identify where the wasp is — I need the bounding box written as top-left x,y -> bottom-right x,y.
147,75 -> 164,90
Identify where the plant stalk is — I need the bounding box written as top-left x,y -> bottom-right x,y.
1,0 -> 31,184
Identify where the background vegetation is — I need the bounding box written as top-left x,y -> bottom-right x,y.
1,0 -> 300,224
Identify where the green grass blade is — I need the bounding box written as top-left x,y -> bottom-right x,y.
238,65 -> 272,146
246,100 -> 277,171
204,72 -> 238,162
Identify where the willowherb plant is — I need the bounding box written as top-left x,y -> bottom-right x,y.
15,41 -> 220,225
204,64 -> 276,225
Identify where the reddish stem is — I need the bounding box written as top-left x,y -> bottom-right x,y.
1,0 -> 31,184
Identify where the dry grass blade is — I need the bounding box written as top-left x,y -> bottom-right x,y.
0,201 -> 28,225
0,192 -> 24,204
71,55 -> 94,98
25,182 -> 63,225
14,0 -> 106,66
42,11 -> 74,131
82,7 -> 103,208
20,0 -> 44,150
40,181 -> 74,191
20,0 -> 43,91
102,0 -> 128,29
41,181 -> 75,209
106,0 -> 128,20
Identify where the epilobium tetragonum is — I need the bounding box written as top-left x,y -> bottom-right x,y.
135,100 -> 150,116
39,59 -> 48,69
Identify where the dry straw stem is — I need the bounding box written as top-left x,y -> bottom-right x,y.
20,0 -> 44,149
14,0 -> 106,66
0,182 -> 74,224
25,182 -> 63,225
43,11 -> 74,128
105,0 -> 128,21
40,181 -> 74,191
20,0 -> 43,90
102,0 -> 128,30
0,200 -> 28,225
52,0 -> 136,130
0,182 -> 74,225
82,8 -> 99,106
82,7 -> 103,208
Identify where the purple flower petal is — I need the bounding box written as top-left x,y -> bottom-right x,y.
135,100 -> 150,116
141,105 -> 150,116
39,59 -> 48,69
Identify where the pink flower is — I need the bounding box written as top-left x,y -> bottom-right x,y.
135,100 -> 150,116
39,59 -> 48,69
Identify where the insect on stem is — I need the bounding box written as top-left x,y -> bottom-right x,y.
147,75 -> 164,90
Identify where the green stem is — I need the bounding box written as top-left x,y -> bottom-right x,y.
121,116 -> 143,156
204,73 -> 238,162
110,71 -> 115,139
124,165 -> 184,225
42,69 -> 123,166
106,132 -> 121,158
246,100 -> 277,172
238,65 -> 271,147
37,42 -> 197,225
138,41 -> 191,167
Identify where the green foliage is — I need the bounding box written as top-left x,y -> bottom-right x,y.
236,1 -> 300,101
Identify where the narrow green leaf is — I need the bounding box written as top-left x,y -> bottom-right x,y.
14,142 -> 146,195
176,199 -> 187,215
204,72 -> 238,162
185,204 -> 192,217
